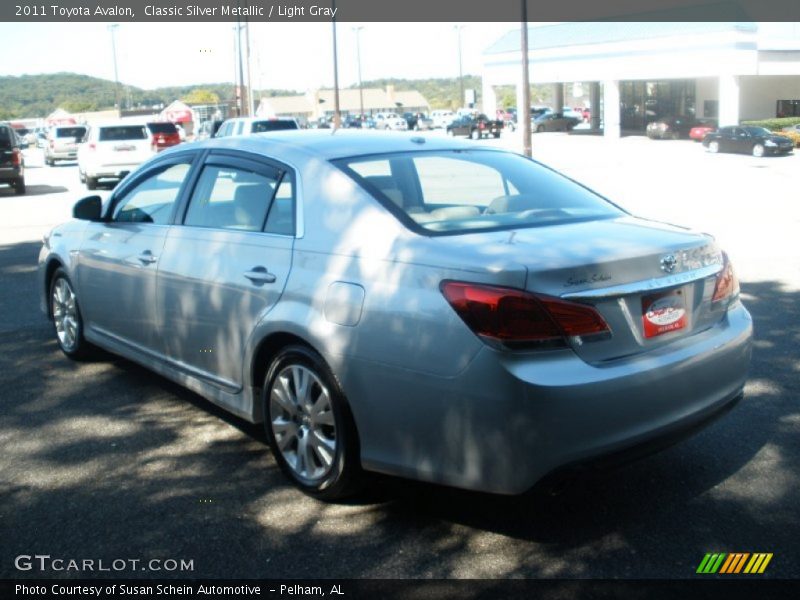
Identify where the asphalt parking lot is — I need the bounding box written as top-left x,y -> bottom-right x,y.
1,133 -> 798,579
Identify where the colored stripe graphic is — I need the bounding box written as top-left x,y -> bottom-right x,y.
697,553 -> 727,574
699,553 -> 773,574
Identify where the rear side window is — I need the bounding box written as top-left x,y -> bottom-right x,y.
183,164 -> 283,232
111,162 -> 192,225
335,150 -> 623,235
146,123 -> 178,134
251,120 -> 298,133
99,126 -> 148,141
56,127 -> 87,138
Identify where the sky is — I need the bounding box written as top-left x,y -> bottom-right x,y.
0,22 -> 517,91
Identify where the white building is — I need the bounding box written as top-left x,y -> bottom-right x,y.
482,22 -> 800,136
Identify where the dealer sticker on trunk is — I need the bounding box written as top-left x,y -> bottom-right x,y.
642,290 -> 688,338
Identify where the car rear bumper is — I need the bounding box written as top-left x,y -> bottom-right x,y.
354,302 -> 752,494
48,150 -> 79,160
84,164 -> 140,179
0,165 -> 23,181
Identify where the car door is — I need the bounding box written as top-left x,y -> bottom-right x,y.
76,153 -> 198,351
156,151 -> 295,389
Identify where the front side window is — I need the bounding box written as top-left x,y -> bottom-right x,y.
183,164 -> 285,232
112,162 -> 192,224
335,150 -> 623,235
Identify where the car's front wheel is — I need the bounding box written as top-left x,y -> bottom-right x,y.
708,141 -> 720,153
263,345 -> 361,500
752,143 -> 765,157
50,268 -> 93,359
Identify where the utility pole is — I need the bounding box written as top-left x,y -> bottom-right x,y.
244,13 -> 254,116
353,26 -> 365,117
454,25 -> 465,108
521,2 -> 532,157
331,0 -> 341,129
236,1 -> 246,116
108,24 -> 120,113
232,26 -> 239,116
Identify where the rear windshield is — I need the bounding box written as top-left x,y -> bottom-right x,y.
56,127 -> 87,138
146,122 -> 178,134
0,126 -> 15,148
334,150 -> 623,235
251,120 -> 298,133
98,126 -> 148,141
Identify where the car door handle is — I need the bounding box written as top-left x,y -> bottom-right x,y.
244,267 -> 277,284
137,251 -> 158,265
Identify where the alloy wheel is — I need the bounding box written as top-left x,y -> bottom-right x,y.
52,277 -> 79,352
269,364 -> 337,484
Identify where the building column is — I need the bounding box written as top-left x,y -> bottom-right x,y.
482,79 -> 497,116
718,75 -> 740,127
603,79 -> 621,138
553,83 -> 564,111
590,82 -> 601,130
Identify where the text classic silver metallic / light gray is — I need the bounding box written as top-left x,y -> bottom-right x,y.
39,131 -> 752,499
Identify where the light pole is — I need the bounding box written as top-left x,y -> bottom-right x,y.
331,0 -> 341,129
520,3 -> 532,157
108,24 -> 120,112
232,25 -> 240,116
454,25 -> 465,109
353,26 -> 365,117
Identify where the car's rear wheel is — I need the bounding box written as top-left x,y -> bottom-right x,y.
86,177 -> 97,190
50,268 -> 94,360
471,129 -> 481,140
13,178 -> 25,195
752,144 -> 765,157
708,141 -> 720,153
263,345 -> 361,500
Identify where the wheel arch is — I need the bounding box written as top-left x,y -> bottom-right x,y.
43,257 -> 66,319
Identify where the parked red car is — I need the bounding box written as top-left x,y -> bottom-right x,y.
146,122 -> 181,152
690,121 -> 718,142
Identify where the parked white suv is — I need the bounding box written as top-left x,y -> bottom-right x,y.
374,113 -> 408,131
214,117 -> 300,137
430,110 -> 456,129
77,123 -> 154,190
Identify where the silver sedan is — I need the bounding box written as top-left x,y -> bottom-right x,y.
39,131 -> 752,499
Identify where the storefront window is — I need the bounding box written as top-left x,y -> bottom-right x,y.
620,79 -> 696,131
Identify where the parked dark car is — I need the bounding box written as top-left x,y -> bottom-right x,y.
343,115 -> 364,129
646,116 -> 697,140
532,112 -> 580,133
446,114 -> 503,139
0,123 -> 25,194
703,126 -> 794,157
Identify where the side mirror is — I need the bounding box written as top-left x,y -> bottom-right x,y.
73,195 -> 102,221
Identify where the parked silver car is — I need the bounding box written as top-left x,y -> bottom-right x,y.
39,131 -> 752,499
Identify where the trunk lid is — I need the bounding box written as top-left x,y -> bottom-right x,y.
428,216 -> 728,363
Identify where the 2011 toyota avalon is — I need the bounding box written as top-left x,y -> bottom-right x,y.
39,131 -> 752,499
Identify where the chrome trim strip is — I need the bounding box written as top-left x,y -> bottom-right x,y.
562,264 -> 722,300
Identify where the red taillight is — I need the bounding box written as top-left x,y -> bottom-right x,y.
11,149 -> 21,166
712,252 -> 739,303
440,281 -> 610,348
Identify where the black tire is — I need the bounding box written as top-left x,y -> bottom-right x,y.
470,129 -> 481,140
49,268 -> 95,360
263,345 -> 362,500
45,157 -> 54,166
14,178 -> 25,195
708,141 -> 720,154
493,132 -> 500,138
86,177 -> 97,190
447,129 -> 454,137
752,144 -> 765,158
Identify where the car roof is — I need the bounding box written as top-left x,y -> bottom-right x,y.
186,130 -> 507,163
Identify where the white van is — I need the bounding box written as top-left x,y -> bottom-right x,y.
430,110 -> 456,129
